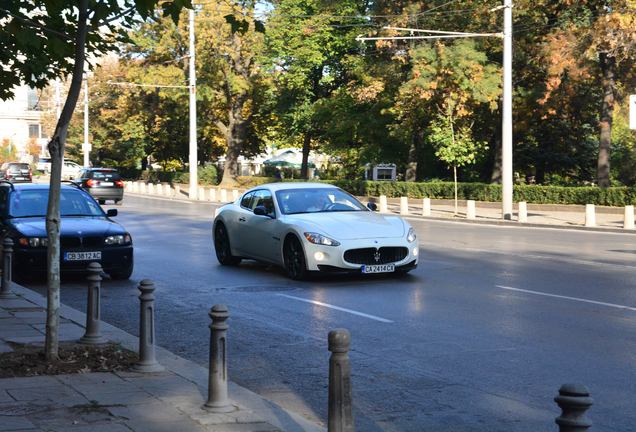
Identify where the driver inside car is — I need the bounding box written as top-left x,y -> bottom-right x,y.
306,191 -> 332,212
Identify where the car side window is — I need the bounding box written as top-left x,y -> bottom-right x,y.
251,190 -> 275,217
240,192 -> 254,210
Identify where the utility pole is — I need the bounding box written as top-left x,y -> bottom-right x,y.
83,74 -> 90,167
501,0 -> 513,220
188,8 -> 198,200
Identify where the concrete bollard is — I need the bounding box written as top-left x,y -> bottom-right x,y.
203,305 -> 235,412
0,238 -> 14,299
132,182 -> 138,193
466,200 -> 476,220
585,204 -> 596,227
174,185 -> 181,198
379,195 -> 388,213
400,197 -> 409,215
220,189 -> 228,202
624,205 -> 634,230
518,201 -> 528,223
140,182 -> 147,194
79,262 -> 107,344
133,280 -> 164,372
554,384 -> 593,432
232,189 -> 239,201
328,329 -> 354,432
199,187 -> 206,201
422,198 -> 431,217
156,184 -> 163,195
147,183 -> 155,195
209,188 -> 216,202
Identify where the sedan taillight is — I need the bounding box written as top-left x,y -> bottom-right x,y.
115,180 -> 124,188
86,179 -> 96,187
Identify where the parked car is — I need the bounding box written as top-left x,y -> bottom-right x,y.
212,183 -> 419,280
62,160 -> 82,180
0,182 -> 134,279
76,168 -> 125,204
36,157 -> 51,173
0,162 -> 32,183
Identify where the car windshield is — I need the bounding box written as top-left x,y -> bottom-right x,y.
275,188 -> 367,215
8,164 -> 29,172
9,189 -> 104,218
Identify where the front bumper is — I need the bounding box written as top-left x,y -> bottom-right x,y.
14,245 -> 133,275
302,237 -> 419,272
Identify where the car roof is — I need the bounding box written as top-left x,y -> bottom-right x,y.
0,183 -> 84,192
247,182 -> 337,193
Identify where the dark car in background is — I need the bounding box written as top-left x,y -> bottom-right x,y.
0,163 -> 32,183
0,182 -> 134,279
77,168 -> 125,204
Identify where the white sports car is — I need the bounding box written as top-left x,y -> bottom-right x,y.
212,183 -> 419,280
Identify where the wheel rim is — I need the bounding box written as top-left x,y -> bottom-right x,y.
285,239 -> 303,278
215,226 -> 229,261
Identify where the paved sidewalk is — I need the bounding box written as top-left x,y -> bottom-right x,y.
0,285 -> 324,432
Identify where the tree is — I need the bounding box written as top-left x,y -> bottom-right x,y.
0,0 -> 188,361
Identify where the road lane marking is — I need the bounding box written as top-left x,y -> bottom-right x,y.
496,285 -> 636,312
276,294 -> 394,323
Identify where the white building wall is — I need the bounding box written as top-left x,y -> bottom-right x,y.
0,85 -> 47,161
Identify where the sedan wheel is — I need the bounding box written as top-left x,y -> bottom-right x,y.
214,223 -> 241,266
283,236 -> 307,280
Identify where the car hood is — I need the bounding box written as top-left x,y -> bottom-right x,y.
9,217 -> 125,238
284,211 -> 406,240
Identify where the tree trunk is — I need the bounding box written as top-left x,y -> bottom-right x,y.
405,129 -> 418,182
597,53 -> 615,188
453,165 -> 458,216
490,98 -> 503,183
300,132 -> 311,180
220,104 -> 248,186
45,0 -> 89,361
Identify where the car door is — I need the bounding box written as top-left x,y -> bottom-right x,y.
241,189 -> 280,262
225,191 -> 254,256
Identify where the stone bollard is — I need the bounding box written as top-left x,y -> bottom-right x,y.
328,329 -> 354,432
79,262 -> 107,344
203,305 -> 235,412
422,198 -> 431,217
554,384 -> 593,431
199,187 -> 206,201
624,205 -> 634,230
232,189 -> 239,201
220,189 -> 228,202
209,188 -> 217,202
400,197 -> 409,215
133,280 -> 164,372
0,238 -> 15,299
585,204 -> 596,227
518,201 -> 528,223
466,200 -> 476,220
379,195 -> 388,213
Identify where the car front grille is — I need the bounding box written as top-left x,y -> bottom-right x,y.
343,247 -> 409,265
60,236 -> 103,248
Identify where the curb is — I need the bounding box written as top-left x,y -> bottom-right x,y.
125,191 -> 635,235
9,283 -> 325,432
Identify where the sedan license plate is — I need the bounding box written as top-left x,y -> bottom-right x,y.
14,177 -> 25,180
64,251 -> 101,261
100,182 -> 114,186
361,264 -> 395,274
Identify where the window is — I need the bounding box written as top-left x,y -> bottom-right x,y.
27,88 -> 40,111
251,190 -> 275,217
240,192 -> 254,209
28,124 -> 41,139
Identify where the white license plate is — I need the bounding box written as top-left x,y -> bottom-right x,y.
100,182 -> 114,186
64,251 -> 102,261
14,177 -> 25,180
361,264 -> 395,274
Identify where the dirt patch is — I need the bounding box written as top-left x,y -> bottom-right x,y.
0,342 -> 137,378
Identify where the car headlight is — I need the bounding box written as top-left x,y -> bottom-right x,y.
304,232 -> 340,247
407,227 -> 417,243
19,237 -> 48,247
104,234 -> 132,245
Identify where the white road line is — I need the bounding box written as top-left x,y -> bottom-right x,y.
276,294 -> 394,323
496,285 -> 636,312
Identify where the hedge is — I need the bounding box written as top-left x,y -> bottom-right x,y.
355,181 -> 636,207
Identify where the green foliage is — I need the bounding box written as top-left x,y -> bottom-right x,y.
172,165 -> 219,186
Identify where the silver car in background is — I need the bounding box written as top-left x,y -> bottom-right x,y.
212,183 -> 419,280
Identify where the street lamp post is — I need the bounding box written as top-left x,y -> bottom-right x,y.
83,74 -> 90,167
189,8 -> 198,200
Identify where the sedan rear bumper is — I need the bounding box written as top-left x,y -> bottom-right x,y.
86,187 -> 124,200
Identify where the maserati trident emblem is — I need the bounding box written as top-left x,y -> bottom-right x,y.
374,250 -> 381,263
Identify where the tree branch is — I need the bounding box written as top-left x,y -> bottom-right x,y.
0,8 -> 73,40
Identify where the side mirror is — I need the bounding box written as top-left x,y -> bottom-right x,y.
106,209 -> 118,217
367,202 -> 378,212
253,205 -> 273,218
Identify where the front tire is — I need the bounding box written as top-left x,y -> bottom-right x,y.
283,235 -> 308,281
214,223 -> 241,266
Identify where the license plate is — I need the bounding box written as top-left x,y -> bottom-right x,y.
14,177 -> 25,180
361,264 -> 395,274
100,182 -> 113,186
64,251 -> 102,261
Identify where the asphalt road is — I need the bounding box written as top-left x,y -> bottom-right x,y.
25,195 -> 636,431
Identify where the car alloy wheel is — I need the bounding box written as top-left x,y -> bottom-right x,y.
284,236 -> 307,280
214,223 -> 241,266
